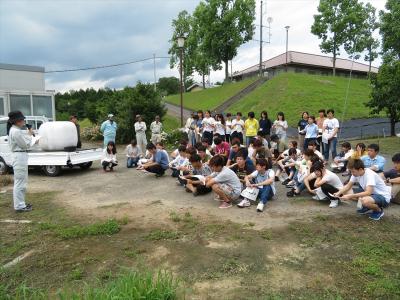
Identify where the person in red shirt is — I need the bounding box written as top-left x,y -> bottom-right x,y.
214,135 -> 230,163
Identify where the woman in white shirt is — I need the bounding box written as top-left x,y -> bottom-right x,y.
202,110 -> 215,144
101,141 -> 118,172
215,114 -> 226,137
231,112 -> 245,144
272,112 -> 288,143
225,113 -> 233,143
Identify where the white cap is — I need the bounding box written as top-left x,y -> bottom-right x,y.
108,114 -> 114,118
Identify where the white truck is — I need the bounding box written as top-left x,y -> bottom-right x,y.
0,116 -> 103,176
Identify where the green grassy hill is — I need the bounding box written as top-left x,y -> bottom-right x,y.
228,72 -> 377,127
165,77 -> 258,111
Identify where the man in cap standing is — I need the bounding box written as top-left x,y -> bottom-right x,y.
134,114 -> 147,155
100,114 -> 117,147
7,111 -> 39,212
150,115 -> 163,145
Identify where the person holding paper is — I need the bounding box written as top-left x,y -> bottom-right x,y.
7,111 -> 39,212
322,109 -> 339,162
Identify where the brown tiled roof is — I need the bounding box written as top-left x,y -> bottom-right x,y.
233,51 -> 379,76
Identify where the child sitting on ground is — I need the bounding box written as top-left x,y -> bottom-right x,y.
126,139 -> 141,168
181,154 -> 213,196
169,145 -> 189,177
239,158 -> 275,212
230,149 -> 256,188
196,144 -> 212,163
171,139 -> 188,159
101,141 -> 118,172
142,143 -> 170,177
206,155 -> 242,209
279,148 -> 299,186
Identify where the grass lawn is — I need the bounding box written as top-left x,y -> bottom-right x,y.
229,72 -> 379,127
162,114 -> 180,133
345,136 -> 400,156
1,192 -> 400,299
165,77 -> 258,111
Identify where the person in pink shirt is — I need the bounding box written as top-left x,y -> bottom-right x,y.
214,135 -> 230,163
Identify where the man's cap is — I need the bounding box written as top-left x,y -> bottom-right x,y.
108,114 -> 114,118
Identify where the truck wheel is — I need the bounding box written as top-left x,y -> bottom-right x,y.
0,157 -> 8,175
43,165 -> 61,177
79,162 -> 93,169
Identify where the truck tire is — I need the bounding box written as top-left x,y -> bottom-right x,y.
79,161 -> 93,169
0,157 -> 8,175
43,165 -> 61,177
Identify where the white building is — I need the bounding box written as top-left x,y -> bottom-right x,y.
0,63 -> 55,120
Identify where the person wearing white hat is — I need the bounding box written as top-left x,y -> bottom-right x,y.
100,114 -> 118,147
7,111 -> 39,212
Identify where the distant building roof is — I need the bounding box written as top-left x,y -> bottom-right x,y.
0,63 -> 44,73
233,51 -> 379,77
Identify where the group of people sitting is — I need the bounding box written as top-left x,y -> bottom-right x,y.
101,109 -> 399,221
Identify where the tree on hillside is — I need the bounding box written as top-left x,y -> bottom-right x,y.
168,10 -> 195,88
194,0 -> 255,82
360,3 -> 380,75
367,0 -> 400,136
157,77 -> 180,96
311,0 -> 363,76
379,0 -> 400,59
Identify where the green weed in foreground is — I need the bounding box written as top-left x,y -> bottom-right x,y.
38,219 -> 121,239
145,229 -> 181,241
0,270 -> 180,300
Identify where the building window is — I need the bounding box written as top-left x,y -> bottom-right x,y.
33,95 -> 52,118
0,97 -> 4,116
10,95 -> 31,116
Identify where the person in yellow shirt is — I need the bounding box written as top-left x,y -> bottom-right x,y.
244,111 -> 259,146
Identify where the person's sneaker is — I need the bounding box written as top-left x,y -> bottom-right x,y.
281,179 -> 290,185
16,206 -> 32,213
357,207 -> 371,215
219,202 -> 232,209
214,195 -> 222,201
329,200 -> 339,208
369,210 -> 384,221
312,195 -> 320,200
237,199 -> 251,208
256,202 -> 264,212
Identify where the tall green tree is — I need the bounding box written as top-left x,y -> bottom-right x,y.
360,3 -> 379,75
157,77 -> 180,96
168,10 -> 195,88
367,0 -> 400,136
311,0 -> 362,76
379,0 -> 400,59
194,0 -> 255,81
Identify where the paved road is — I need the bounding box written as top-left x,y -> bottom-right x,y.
165,102 -> 399,139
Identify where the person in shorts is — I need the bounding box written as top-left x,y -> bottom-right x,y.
381,153 -> 400,204
206,155 -> 242,209
335,159 -> 391,221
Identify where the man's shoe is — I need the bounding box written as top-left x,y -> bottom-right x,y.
369,210 -> 384,221
16,206 -> 32,213
357,207 -> 371,215
237,199 -> 251,208
281,179 -> 290,185
219,202 -> 232,209
256,202 -> 264,212
329,200 -> 339,208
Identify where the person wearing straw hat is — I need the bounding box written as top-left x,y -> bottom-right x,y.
7,111 -> 39,212
100,114 -> 118,147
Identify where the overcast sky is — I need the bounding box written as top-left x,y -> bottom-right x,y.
0,0 -> 387,92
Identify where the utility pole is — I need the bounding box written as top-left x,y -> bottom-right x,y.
285,26 -> 290,72
153,53 -> 157,92
259,0 -> 263,77
230,60 -> 233,82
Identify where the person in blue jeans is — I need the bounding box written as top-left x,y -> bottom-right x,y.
334,159 -> 391,221
126,139 -> 141,168
322,109 -> 339,162
241,158 -> 275,212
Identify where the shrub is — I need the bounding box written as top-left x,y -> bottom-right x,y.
81,125 -> 103,142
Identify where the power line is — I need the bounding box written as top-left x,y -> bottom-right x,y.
45,56 -> 171,73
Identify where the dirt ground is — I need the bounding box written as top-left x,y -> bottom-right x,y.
1,144 -> 400,299
20,148 -> 400,229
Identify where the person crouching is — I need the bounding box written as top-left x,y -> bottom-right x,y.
142,143 -> 169,177
101,141 -> 118,172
